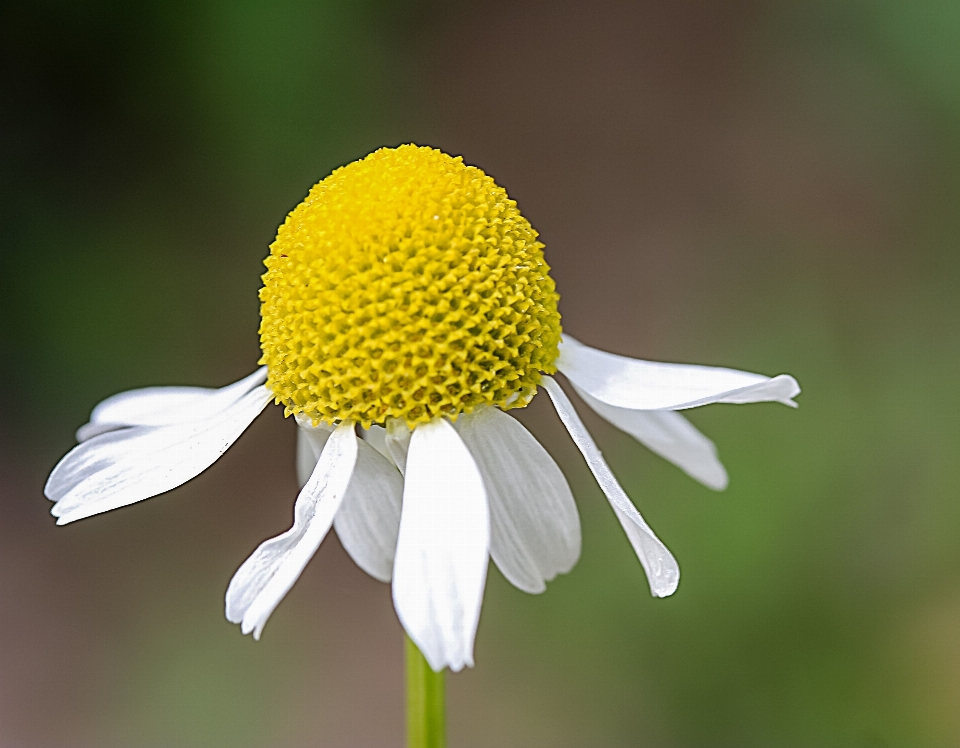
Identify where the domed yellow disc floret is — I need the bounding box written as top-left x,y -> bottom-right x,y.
258,144 -> 562,428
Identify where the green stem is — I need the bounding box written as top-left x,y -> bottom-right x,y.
405,634 -> 446,748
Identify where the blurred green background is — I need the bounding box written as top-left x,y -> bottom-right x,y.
2,1 -> 960,746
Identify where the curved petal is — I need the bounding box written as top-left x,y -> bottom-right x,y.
225,421 -> 358,639
392,418 -> 489,672
542,377 -> 679,598
557,336 -> 800,411
573,387 -> 728,490
296,420 -> 403,581
47,385 -> 272,525
295,416 -> 334,488
457,407 -> 581,594
77,389 -> 208,442
77,368 -> 268,441
334,439 -> 403,582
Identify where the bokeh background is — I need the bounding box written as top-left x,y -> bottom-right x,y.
2,1 -> 960,746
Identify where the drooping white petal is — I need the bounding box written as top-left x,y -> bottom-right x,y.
296,419 -> 402,581
392,418 -> 489,672
542,377 -> 679,598
77,389 -> 209,442
557,336 -> 800,411
47,385 -> 273,525
385,419 -> 412,474
457,407 -> 581,594
295,415 -> 334,488
77,368 -> 269,441
573,387 -> 728,490
225,421 -> 358,639
334,439 -> 403,582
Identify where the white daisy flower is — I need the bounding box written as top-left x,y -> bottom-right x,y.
45,145 -> 800,673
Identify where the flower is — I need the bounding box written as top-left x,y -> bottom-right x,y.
45,145 -> 800,672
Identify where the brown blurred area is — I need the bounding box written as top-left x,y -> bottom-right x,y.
2,1 -> 959,746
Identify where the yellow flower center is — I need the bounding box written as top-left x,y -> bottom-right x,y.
258,144 -> 562,428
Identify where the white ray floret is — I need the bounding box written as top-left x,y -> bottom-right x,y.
332,437 -> 404,584
47,383 -> 272,525
557,335 -> 799,410
76,367 -> 268,442
295,418 -> 403,583
572,386 -> 728,490
226,421 -> 359,639
543,377 -> 680,597
392,418 -> 490,673
456,406 -> 580,594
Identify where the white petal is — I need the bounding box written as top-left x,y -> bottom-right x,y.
225,421 -> 358,639
457,407 -> 581,594
392,418 -> 489,672
334,439 -> 403,582
361,424 -> 391,462
77,368 -> 268,441
385,419 -> 412,474
557,336 -> 800,411
47,385 -> 272,525
295,415 -> 334,488
542,377 -> 679,598
573,387 -> 728,490
77,389 -> 208,442
296,419 -> 403,581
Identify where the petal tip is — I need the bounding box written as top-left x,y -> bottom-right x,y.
651,576 -> 680,598
442,654 -> 471,673
529,579 -> 549,594
224,600 -> 242,626
775,375 -> 801,402
420,646 -> 447,674
52,504 -> 80,525
705,468 -> 730,491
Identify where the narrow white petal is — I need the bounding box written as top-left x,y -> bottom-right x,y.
557,336 -> 800,411
295,415 -> 334,489
47,385 -> 272,525
392,418 -> 489,672
334,439 -> 403,582
77,368 -> 268,441
225,421 -> 358,639
574,387 -> 728,490
385,419 -> 412,474
457,407 -> 581,594
543,377 -> 679,598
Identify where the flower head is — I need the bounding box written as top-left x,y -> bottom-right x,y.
45,144 -> 800,672
259,145 -> 561,427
